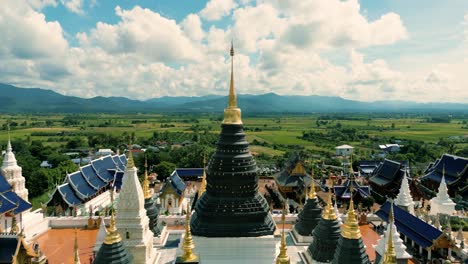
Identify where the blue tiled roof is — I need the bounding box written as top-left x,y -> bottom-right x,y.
369,159 -> 405,187
68,171 -> 97,199
81,165 -> 107,189
0,192 -> 17,214
58,184 -> 82,206
166,172 -> 186,196
174,168 -> 204,178
422,154 -> 468,185
0,172 -> 32,214
119,155 -> 127,166
113,171 -> 124,191
112,155 -> 126,171
0,173 -> 11,193
334,178 -> 370,199
376,201 -> 442,248
92,156 -> 116,182
47,155 -> 125,208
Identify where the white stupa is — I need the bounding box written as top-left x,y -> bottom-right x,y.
1,130 -> 29,201
116,150 -> 158,264
374,202 -> 412,263
395,170 -> 415,215
429,168 -> 456,216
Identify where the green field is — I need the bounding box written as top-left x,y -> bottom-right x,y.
1,114 -> 467,158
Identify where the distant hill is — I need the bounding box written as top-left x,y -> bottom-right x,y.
0,83 -> 467,113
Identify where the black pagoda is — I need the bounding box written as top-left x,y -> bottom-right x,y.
294,175 -> 322,236
190,44 -> 275,237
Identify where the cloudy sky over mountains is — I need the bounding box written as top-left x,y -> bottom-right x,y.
1,0 -> 467,102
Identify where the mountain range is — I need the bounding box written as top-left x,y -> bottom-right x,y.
0,83 -> 467,113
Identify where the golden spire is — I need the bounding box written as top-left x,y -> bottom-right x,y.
308,169 -> 317,199
104,210 -> 122,245
181,203 -> 198,262
322,186 -> 337,220
382,203 -> 397,264
74,229 -> 81,264
341,187 -> 361,239
276,203 -> 290,264
142,156 -> 151,199
223,41 -> 242,125
127,144 -> 135,168
198,155 -> 207,197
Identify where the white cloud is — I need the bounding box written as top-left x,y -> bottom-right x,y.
1,0 -> 467,103
27,0 -> 57,10
464,13 -> 468,42
181,14 -> 205,41
200,0 -> 237,21
61,0 -> 84,14
80,6 -> 202,62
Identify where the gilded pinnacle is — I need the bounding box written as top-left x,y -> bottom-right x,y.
104,211 -> 122,244
341,188 -> 361,239
322,186 -> 337,220
308,170 -> 317,199
142,156 -> 151,199
181,203 -> 197,262
223,42 -> 242,125
276,203 -> 290,264
127,144 -> 135,168
382,203 -> 397,264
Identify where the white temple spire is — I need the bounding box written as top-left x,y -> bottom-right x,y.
1,126 -> 29,202
373,201 -> 412,262
429,165 -> 456,215
115,148 -> 156,263
395,169 -> 415,214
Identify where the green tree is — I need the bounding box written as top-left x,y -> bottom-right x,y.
154,161 -> 176,181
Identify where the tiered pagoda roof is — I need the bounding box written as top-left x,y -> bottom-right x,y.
334,167 -> 370,201
368,159 -> 407,196
422,154 -> 468,198
274,154 -> 314,188
307,188 -> 341,262
190,44 -> 275,237
0,172 -> 31,215
46,155 -> 126,209
94,212 -> 131,264
294,176 -> 322,236
162,171 -> 186,197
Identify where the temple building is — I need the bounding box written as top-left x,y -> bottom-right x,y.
331,188 -> 370,264
334,166 -> 370,203
274,154 -> 315,202
0,231 -> 48,264
373,202 -> 412,264
394,170 -> 415,215
94,211 -> 131,264
0,169 -> 31,234
115,151 -> 157,264
1,131 -> 29,202
377,201 -> 456,261
159,171 -> 187,215
429,168 -> 456,216
292,175 -> 322,243
171,168 -> 204,181
421,154 -> 468,199
190,44 -> 276,263
46,154 -> 127,213
368,159 -> 407,198
304,188 -> 341,263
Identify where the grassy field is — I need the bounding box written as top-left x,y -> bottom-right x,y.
1,114 -> 467,158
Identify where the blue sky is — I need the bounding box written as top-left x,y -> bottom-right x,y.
0,0 -> 467,102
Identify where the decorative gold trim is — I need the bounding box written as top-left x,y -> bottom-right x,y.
308,169 -> 317,199
322,186 -> 337,220
276,203 -> 290,264
382,203 -> 397,264
181,203 -> 198,262
341,187 -> 361,239
223,42 -> 242,125
104,211 -> 122,245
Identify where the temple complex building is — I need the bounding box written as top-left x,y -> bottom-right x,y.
368,159 -> 407,199
421,154 -> 468,199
